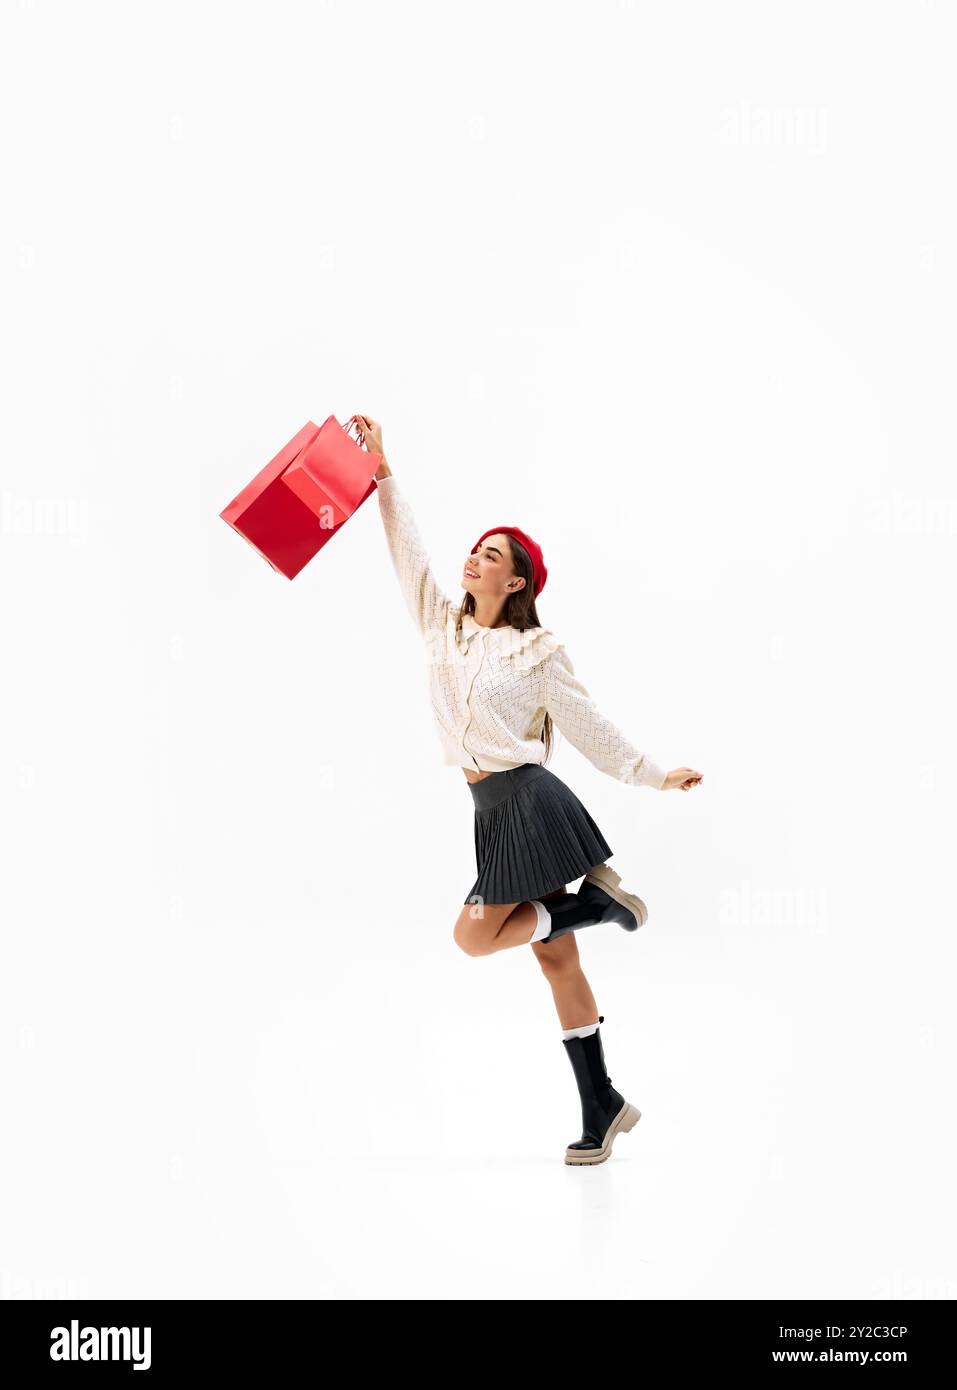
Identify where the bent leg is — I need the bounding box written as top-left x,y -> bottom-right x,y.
453,885 -> 574,956
453,898 -> 520,956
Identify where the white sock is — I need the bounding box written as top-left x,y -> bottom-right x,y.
562,1020 -> 600,1040
527,900 -> 552,944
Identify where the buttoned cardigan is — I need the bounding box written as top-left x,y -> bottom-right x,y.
376,474 -> 667,789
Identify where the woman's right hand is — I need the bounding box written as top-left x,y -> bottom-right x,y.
661,767 -> 703,791
351,413 -> 391,478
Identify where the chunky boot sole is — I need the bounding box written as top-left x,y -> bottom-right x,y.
564,1100 -> 642,1166
582,863 -> 648,929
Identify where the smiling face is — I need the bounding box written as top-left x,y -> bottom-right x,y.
463,533 -> 526,600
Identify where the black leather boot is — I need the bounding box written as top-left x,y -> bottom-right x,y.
536,868 -> 647,944
534,888 -> 604,943
562,1016 -> 641,1165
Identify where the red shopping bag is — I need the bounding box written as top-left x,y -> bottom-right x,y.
219,415 -> 379,579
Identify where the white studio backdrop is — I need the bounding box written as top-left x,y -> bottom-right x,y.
1,0 -> 954,1300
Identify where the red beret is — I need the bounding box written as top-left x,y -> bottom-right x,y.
471,523 -> 548,598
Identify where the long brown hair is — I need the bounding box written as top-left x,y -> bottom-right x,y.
458,535 -> 554,762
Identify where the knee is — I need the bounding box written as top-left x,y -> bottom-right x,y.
453,923 -> 486,957
533,939 -> 579,976
453,909 -> 490,957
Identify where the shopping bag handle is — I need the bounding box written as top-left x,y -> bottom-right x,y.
340,414 -> 373,452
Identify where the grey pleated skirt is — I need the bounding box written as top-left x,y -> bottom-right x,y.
464,763 -> 614,906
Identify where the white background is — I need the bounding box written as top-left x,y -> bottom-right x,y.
2,0 -> 954,1300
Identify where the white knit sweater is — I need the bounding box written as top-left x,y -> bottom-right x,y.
375,474 -> 667,788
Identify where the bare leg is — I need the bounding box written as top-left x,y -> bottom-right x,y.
534,890 -> 601,1026
454,899 -> 527,955
529,895 -> 601,1029
453,880 -> 605,958
454,886 -> 582,954
453,886 -> 600,1027
453,895 -> 553,955
490,900 -> 543,951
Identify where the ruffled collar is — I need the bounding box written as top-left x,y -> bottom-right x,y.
453,608 -> 563,668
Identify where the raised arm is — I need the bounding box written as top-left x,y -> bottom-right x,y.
375,473 -> 453,636
545,645 -> 667,788
349,414 -> 453,637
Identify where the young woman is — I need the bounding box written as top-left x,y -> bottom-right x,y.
351,412 -> 703,1165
